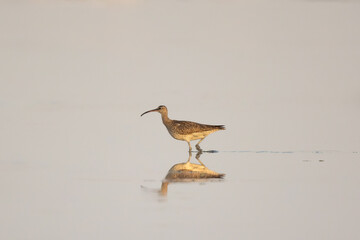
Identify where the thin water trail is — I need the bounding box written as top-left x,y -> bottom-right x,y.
219,150 -> 360,154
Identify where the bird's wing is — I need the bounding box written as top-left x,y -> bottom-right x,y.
172,120 -> 222,135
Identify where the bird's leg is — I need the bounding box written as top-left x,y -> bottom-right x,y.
187,151 -> 192,163
195,138 -> 204,152
187,141 -> 192,153
195,151 -> 205,166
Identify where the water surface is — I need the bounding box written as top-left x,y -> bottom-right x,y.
1,1 -> 359,240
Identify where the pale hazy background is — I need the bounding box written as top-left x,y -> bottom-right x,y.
0,1 -> 359,240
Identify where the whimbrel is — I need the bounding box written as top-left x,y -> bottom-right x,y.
141,105 -> 225,152
160,151 -> 225,196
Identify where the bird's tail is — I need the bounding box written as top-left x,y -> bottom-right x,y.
216,125 -> 225,130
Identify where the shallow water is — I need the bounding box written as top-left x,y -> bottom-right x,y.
1,0 -> 360,239
1,148 -> 359,240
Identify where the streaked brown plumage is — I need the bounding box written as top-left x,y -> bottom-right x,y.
141,105 -> 225,152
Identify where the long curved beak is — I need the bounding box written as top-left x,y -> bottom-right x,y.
141,107 -> 160,116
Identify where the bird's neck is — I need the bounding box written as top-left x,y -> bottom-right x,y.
161,112 -> 171,126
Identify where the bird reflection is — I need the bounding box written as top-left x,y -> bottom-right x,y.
160,151 -> 225,196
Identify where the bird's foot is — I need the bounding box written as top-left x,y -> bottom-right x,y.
195,145 -> 203,153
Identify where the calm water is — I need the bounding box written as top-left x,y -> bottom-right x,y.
1,0 -> 360,239
2,144 -> 359,239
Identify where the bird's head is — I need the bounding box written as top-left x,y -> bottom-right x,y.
141,105 -> 168,116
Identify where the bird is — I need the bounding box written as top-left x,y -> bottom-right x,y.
141,105 -> 225,152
